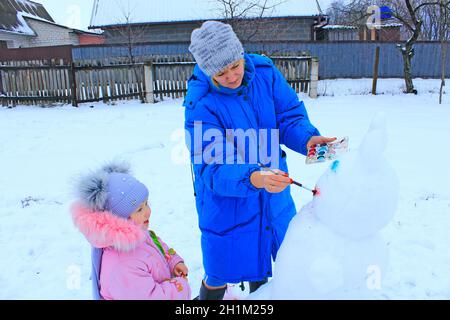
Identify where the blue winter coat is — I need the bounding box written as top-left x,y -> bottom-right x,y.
183,53 -> 320,283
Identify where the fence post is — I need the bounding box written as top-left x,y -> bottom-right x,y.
309,57 -> 319,99
0,68 -> 3,94
0,68 -> 4,107
372,46 -> 380,95
143,62 -> 155,103
69,62 -> 78,107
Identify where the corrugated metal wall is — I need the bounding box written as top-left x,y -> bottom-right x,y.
72,42 -> 450,79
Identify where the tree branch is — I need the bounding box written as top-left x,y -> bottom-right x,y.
414,0 -> 450,14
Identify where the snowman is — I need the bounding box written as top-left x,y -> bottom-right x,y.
250,113 -> 399,300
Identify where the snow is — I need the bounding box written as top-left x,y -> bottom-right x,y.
322,25 -> 357,30
11,12 -> 37,36
90,0 -> 322,27
4,0 -> 54,36
0,78 -> 449,300
382,23 -> 403,27
317,78 -> 447,97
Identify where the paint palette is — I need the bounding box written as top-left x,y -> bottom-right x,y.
306,137 -> 349,164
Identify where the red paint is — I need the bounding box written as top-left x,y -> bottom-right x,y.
313,187 -> 321,197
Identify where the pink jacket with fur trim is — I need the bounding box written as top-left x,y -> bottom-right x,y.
71,203 -> 191,300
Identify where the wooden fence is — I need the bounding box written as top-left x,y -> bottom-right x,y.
272,57 -> 313,94
0,62 -> 71,105
150,62 -> 195,101
73,64 -> 145,104
0,56 -> 318,107
0,61 -> 146,107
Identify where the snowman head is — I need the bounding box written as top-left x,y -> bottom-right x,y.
312,113 -> 399,239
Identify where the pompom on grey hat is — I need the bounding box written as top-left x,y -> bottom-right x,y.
76,161 -> 149,219
189,20 -> 245,77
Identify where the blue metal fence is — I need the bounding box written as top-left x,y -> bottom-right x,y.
72,41 -> 450,79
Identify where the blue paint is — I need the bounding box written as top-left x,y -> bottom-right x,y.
331,160 -> 340,173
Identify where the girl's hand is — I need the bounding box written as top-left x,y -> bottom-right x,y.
307,136 -> 337,150
174,263 -> 189,278
250,169 -> 292,194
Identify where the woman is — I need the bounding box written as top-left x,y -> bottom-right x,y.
183,21 -> 335,300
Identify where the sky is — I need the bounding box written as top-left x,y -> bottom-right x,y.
36,0 -> 336,31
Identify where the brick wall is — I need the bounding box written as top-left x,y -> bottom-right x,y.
0,31 -> 32,48
359,26 -> 401,41
25,18 -> 80,47
379,28 -> 401,42
104,17 -> 317,44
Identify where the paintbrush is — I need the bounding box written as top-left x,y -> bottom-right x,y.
258,163 -> 320,196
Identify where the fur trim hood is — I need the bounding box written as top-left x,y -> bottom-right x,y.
70,202 -> 146,252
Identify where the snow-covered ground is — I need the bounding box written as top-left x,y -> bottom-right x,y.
0,78 -> 449,300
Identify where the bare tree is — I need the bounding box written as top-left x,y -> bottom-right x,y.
383,0 -> 449,94
439,0 -> 449,103
421,4 -> 441,39
102,0 -> 148,103
109,0 -> 148,63
212,0 -> 294,43
418,0 -> 450,40
326,0 -> 349,24
326,0 -> 402,41
327,0 -> 449,94
326,0 -> 374,25
327,0 -> 447,40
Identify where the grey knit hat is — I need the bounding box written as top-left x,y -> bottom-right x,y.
189,21 -> 244,77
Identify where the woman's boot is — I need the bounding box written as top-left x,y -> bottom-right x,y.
249,278 -> 268,293
199,281 -> 226,300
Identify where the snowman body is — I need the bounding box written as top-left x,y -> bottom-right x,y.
251,114 -> 399,300
270,202 -> 390,299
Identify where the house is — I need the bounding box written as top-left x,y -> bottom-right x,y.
359,22 -> 402,41
0,0 -> 105,49
318,25 -> 359,41
89,0 -> 329,44
317,22 -> 402,42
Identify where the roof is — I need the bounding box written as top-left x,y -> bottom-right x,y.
320,21 -> 402,30
380,23 -> 402,28
322,25 -> 357,30
23,15 -> 104,36
0,0 -> 54,36
90,0 -> 324,28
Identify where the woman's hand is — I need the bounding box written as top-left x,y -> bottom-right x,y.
307,136 -> 337,150
174,263 -> 189,278
251,170 -> 292,194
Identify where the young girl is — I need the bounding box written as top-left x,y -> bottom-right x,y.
71,162 -> 191,300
